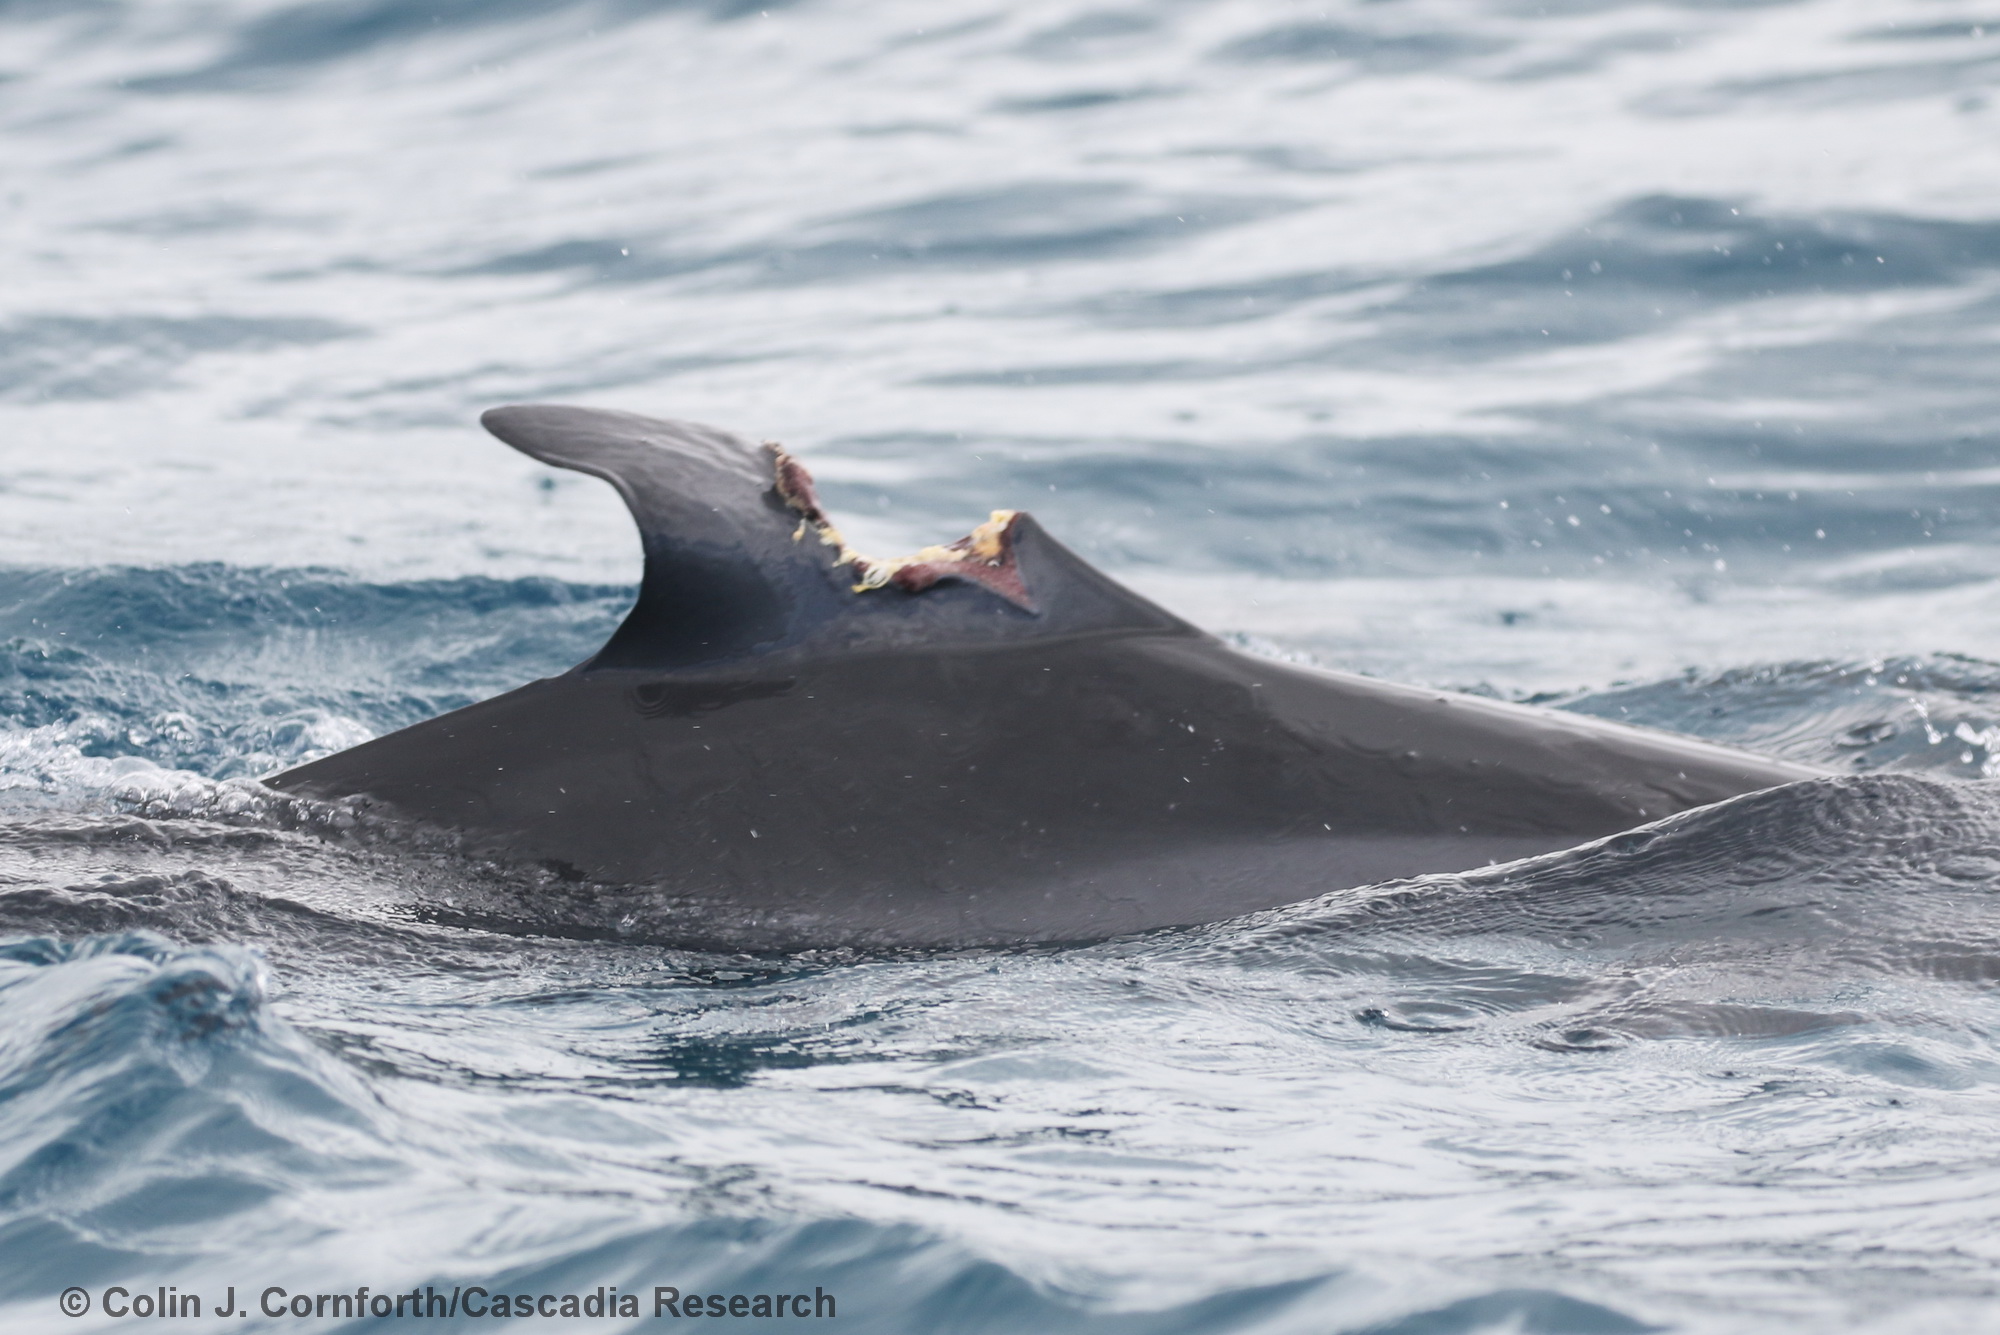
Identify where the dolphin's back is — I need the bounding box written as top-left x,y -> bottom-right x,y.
269,406 -> 1818,948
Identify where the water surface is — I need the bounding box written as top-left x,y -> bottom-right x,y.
5,1 -> 2000,1330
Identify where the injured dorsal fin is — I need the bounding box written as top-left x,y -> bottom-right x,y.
480,404 -> 1192,671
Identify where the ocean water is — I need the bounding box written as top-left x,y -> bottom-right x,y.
6,0 -> 2000,1330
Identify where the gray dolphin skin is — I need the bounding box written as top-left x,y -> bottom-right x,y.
267,405 -> 1821,949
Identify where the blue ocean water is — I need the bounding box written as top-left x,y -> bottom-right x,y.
6,0 -> 2000,1330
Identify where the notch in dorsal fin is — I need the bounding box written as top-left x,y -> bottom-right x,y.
480,404 -> 1191,672
768,443 -> 1035,611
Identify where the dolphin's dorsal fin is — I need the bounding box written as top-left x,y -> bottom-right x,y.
481,404 -> 1192,671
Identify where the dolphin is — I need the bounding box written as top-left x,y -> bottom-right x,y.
267,405 -> 1820,949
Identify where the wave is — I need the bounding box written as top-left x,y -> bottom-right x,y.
0,932 -> 370,1287
1168,773 -> 2000,1058
0,565 -> 627,780
0,929 -> 1685,1335
1561,655 -> 2000,778
0,929 -> 1667,1335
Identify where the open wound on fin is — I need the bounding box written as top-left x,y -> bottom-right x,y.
769,444 -> 1036,611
